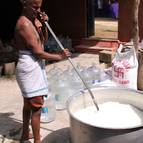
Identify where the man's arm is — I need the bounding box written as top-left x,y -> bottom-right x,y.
16,18 -> 70,60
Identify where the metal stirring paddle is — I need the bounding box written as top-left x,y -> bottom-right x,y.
44,21 -> 99,111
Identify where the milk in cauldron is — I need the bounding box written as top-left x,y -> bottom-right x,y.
73,101 -> 143,129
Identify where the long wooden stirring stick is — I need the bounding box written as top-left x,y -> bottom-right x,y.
44,21 -> 99,111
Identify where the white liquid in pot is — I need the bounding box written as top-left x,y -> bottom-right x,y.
73,102 -> 143,129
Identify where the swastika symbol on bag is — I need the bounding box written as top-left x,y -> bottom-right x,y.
113,67 -> 124,78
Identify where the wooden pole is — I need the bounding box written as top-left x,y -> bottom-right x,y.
132,0 -> 140,58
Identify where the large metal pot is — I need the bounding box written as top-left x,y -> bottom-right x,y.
67,88 -> 143,143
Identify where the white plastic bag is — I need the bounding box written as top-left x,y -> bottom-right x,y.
112,43 -> 138,90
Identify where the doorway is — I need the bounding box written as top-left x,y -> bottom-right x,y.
93,0 -> 118,40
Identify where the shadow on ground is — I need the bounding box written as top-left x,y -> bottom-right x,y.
42,127 -> 71,143
41,127 -> 143,143
97,127 -> 143,143
0,112 -> 22,140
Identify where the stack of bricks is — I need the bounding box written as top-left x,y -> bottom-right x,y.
99,50 -> 116,67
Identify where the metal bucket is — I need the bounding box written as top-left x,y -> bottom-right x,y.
67,88 -> 143,143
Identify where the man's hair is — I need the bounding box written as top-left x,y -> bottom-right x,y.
20,0 -> 32,5
21,0 -> 41,5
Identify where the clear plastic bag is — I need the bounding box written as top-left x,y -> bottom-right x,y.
112,42 -> 138,90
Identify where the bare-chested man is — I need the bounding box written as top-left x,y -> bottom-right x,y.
14,0 -> 71,143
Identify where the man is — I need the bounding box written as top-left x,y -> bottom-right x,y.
14,0 -> 71,143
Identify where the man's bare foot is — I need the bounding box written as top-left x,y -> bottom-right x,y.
34,139 -> 41,143
21,132 -> 34,141
21,133 -> 42,141
20,141 -> 32,143
28,133 -> 34,139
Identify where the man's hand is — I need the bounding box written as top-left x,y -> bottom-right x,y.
38,12 -> 48,23
61,49 -> 71,59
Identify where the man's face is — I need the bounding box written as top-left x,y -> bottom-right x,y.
31,0 -> 42,12
25,0 -> 43,18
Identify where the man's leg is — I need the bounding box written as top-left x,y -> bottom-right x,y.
31,107 -> 41,143
21,98 -> 32,140
29,96 -> 44,143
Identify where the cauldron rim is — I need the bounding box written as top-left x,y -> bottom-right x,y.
67,87 -> 143,130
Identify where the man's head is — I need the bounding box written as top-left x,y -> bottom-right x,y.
22,0 -> 43,11
21,0 -> 43,18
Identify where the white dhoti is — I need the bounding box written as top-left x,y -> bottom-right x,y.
16,51 -> 49,98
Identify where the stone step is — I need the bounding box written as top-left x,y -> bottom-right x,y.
79,38 -> 119,47
73,38 -> 120,54
74,44 -> 118,54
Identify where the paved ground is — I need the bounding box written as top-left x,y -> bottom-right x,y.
0,53 -> 106,143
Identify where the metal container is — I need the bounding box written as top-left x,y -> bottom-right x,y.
67,88 -> 143,143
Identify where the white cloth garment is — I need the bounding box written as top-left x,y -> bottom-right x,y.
16,50 -> 49,98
